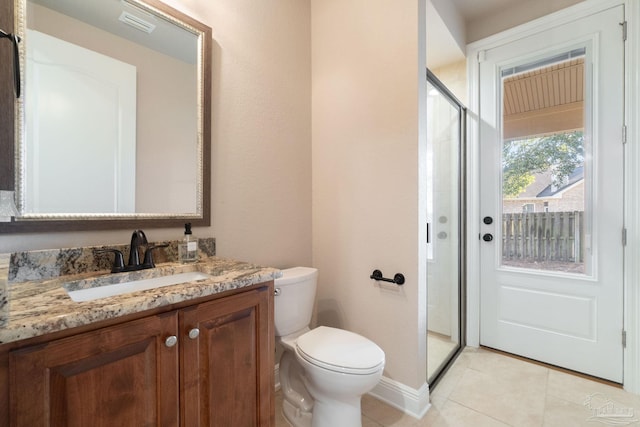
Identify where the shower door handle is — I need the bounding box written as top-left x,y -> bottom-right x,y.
427,222 -> 431,244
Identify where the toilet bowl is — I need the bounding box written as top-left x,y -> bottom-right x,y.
274,267 -> 385,427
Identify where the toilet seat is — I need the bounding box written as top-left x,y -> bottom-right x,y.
296,326 -> 385,375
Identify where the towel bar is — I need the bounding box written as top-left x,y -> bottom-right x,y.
370,269 -> 405,285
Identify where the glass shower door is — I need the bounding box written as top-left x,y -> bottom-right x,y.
426,70 -> 465,385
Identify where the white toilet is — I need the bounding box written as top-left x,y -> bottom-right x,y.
275,267 -> 385,427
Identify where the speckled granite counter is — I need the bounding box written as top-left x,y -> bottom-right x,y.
0,256 -> 280,345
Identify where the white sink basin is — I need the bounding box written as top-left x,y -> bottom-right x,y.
66,271 -> 213,302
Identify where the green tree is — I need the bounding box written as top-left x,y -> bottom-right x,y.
502,131 -> 584,198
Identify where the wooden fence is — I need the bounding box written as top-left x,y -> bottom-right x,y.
502,211 -> 584,263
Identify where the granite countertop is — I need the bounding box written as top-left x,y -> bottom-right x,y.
0,256 -> 280,345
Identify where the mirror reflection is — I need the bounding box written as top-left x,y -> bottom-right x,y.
16,0 -> 206,218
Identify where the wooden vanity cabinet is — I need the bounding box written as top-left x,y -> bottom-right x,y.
180,287 -> 273,426
10,311 -> 180,426
6,283 -> 274,427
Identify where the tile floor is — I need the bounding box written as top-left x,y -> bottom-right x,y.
276,346 -> 640,426
427,332 -> 458,380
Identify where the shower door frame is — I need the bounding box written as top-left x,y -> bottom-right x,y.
426,69 -> 467,387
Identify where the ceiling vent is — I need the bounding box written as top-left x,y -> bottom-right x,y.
119,11 -> 156,34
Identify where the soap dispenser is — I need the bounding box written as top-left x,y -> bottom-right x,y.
179,223 -> 198,263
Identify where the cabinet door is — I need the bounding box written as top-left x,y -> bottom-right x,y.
9,312 -> 179,427
181,285 -> 274,426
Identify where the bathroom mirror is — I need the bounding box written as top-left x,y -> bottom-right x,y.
0,0 -> 211,232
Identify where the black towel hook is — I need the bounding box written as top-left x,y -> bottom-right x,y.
370,269 -> 405,285
0,28 -> 21,98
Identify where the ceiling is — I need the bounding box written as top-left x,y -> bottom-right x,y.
448,0 -> 526,22
426,0 -> 527,69
30,0 -> 198,63
426,0 -> 582,69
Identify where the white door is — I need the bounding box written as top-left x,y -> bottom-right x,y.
479,6 -> 624,382
25,30 -> 136,214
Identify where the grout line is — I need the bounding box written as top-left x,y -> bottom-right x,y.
541,363 -> 550,426
444,398 -> 517,427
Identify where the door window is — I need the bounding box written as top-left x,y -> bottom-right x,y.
500,50 -> 590,275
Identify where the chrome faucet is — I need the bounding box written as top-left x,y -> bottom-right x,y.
95,230 -> 168,273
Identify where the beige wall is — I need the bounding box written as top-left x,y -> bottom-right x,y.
431,60 -> 467,106
311,0 -> 428,389
1,0 -> 312,270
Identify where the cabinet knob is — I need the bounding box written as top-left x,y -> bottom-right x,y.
165,335 -> 178,347
188,328 -> 200,340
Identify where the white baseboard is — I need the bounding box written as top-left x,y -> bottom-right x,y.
276,364 -> 431,420
368,376 -> 431,419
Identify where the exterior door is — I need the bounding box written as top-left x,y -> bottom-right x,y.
479,5 -> 624,382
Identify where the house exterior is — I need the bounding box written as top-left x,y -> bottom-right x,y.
503,167 -> 585,213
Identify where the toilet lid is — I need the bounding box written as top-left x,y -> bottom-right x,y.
296,326 -> 385,375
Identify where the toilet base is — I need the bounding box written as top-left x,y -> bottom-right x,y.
282,398 -> 312,427
311,397 -> 362,427
282,396 -> 363,427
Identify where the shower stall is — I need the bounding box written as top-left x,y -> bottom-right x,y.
426,69 -> 466,386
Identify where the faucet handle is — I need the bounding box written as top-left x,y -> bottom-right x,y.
143,244 -> 169,268
94,249 -> 125,273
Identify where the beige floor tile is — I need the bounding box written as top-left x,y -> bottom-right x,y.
363,414 -> 384,426
547,369 -> 618,404
547,369 -> 640,409
275,390 -> 292,427
275,347 -> 640,427
427,332 -> 458,379
379,416 -> 421,427
542,395 -> 603,427
429,347 -> 476,407
361,394 -> 421,426
414,403 -> 441,426
426,400 -> 511,427
442,346 -> 477,372
448,366 -> 547,426
467,348 -> 550,383
429,392 -> 448,414
431,354 -> 467,392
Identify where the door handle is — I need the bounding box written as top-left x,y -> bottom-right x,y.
482,233 -> 493,242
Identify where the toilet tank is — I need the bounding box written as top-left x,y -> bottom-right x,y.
274,267 -> 318,337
